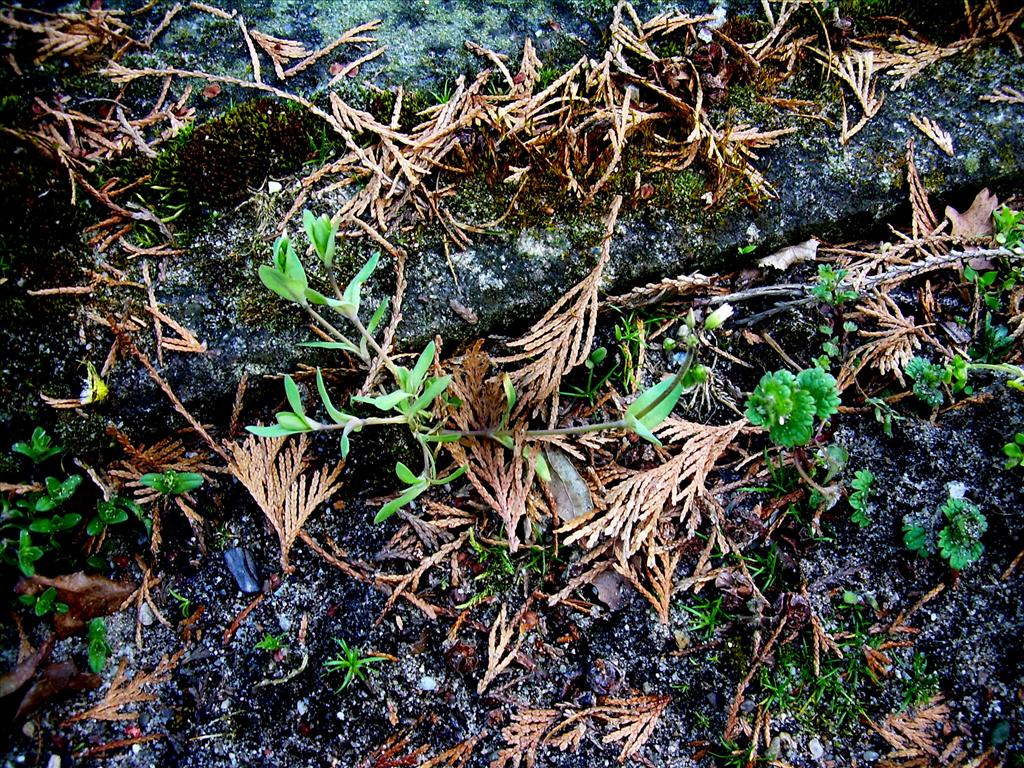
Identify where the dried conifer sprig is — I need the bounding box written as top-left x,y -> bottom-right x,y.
94,0 -> 796,253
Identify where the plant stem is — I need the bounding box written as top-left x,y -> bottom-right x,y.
313,414 -> 407,432
303,304 -> 364,359
341,309 -> 404,381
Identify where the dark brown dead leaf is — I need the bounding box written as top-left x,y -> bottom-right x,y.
945,188 -> 998,239
543,447 -> 593,523
19,572 -> 135,636
593,570 -> 627,611
15,660 -> 100,719
0,635 -> 53,698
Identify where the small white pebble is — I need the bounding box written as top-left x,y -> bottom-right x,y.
809,737 -> 825,760
419,676 -> 437,691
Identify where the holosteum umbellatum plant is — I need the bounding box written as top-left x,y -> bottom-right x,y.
249,211 -> 701,522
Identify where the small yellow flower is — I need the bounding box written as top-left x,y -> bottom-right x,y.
80,362 -> 109,405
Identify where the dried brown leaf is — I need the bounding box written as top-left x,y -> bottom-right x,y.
758,238 -> 819,271
595,695 -> 671,762
840,292 -> 932,388
0,636 -> 53,698
16,660 -> 100,719
18,573 -> 135,637
870,696 -> 950,758
491,708 -> 560,768
945,188 -> 999,239
501,196 -> 622,419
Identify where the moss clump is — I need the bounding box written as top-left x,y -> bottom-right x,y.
155,98 -> 327,207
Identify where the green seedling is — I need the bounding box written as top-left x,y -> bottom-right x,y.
936,496 -> 986,571
904,494 -> 987,571
169,589 -> 192,618
1,474 -> 82,576
18,586 -> 69,617
900,650 -> 939,710
993,204 -> 1024,250
140,470 -> 205,496
1005,432 -> 1024,469
12,427 -> 63,464
745,368 -> 841,448
680,595 -> 732,640
562,346 -> 617,403
323,639 -> 388,691
86,618 -> 111,673
811,264 -> 859,307
848,469 -> 875,528
86,495 -> 142,537
255,633 -> 287,653
906,353 -> 1024,408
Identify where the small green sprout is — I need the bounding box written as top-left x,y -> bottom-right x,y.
745,368 -> 841,448
905,357 -> 946,407
1004,433 -> 1024,469
848,469 -> 875,528
86,496 -> 142,537
18,586 -> 69,617
323,639 -> 388,691
904,494 -> 987,571
140,470 -> 205,496
903,522 -> 929,557
86,618 -> 111,673
169,589 -> 192,618
562,346 -> 616,402
255,632 -> 287,653
12,427 -> 63,464
993,204 -> 1024,250
811,264 -> 859,307
936,497 -> 986,571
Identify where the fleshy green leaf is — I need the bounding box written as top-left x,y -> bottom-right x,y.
502,374 -> 516,414
341,251 -> 380,315
353,390 -> 412,411
276,411 -> 314,432
626,375 -> 685,431
533,451 -> 552,483
247,424 -> 304,438
304,288 -> 330,305
374,483 -> 427,523
303,210 -> 337,267
366,299 -> 389,334
395,461 -> 419,485
259,265 -> 304,304
284,375 -> 306,418
407,342 -> 436,395
625,414 -> 662,446
316,369 -> 351,425
408,375 -> 451,415
434,465 -> 467,485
